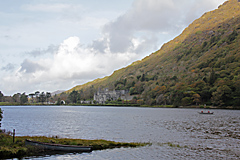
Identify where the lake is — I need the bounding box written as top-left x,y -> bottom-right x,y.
1,106 -> 240,159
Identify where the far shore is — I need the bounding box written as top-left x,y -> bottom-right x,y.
0,102 -> 239,110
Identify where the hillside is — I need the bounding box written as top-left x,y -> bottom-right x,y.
66,0 -> 240,107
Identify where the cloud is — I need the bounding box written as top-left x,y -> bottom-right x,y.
90,38 -> 107,53
1,63 -> 15,72
47,37 -> 137,80
25,45 -> 58,57
101,0 -> 178,53
19,59 -> 48,73
2,36 -> 139,94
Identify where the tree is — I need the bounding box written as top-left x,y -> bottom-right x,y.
135,82 -> 144,94
89,85 -> 95,99
68,90 -> 79,103
193,93 -> 201,105
233,80 -> 240,106
129,87 -> 137,95
0,91 -> 4,102
211,85 -> 232,106
199,85 -> 211,104
13,93 -> 21,103
137,75 -> 141,81
117,97 -> 122,102
227,30 -> 238,44
20,93 -> 28,104
146,98 -> 156,105
153,86 -> 167,98
156,94 -> 168,105
137,99 -> 144,105
28,93 -> 35,103
171,76 -> 178,81
181,97 -> 192,106
0,108 -> 2,128
140,74 -> 145,82
209,68 -> 216,86
46,92 -> 51,104
132,81 -> 136,87
131,96 -> 137,104
56,98 -> 61,105
35,91 -> 40,103
39,92 -> 46,104
123,79 -> 127,86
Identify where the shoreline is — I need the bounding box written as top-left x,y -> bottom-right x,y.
0,132 -> 148,159
0,102 -> 240,110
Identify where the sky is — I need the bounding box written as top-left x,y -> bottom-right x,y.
0,0 -> 226,96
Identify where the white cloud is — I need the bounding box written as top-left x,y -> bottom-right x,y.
1,36 -> 138,94
20,59 -> 48,73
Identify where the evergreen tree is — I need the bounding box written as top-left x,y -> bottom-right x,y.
68,90 -> 79,103
39,92 -> 46,104
209,68 -> 216,86
0,91 -> 4,102
46,92 -> 51,104
140,74 -> 145,82
35,91 -> 40,103
20,93 -> 28,104
0,108 -> 2,128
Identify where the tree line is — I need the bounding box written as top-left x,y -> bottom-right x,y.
0,90 -> 90,105
0,91 -> 52,105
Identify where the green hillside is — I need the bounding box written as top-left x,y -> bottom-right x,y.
66,0 -> 240,107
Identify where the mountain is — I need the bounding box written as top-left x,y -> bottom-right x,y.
66,0 -> 240,107
51,90 -> 65,96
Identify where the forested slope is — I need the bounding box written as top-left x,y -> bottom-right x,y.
66,0 -> 240,107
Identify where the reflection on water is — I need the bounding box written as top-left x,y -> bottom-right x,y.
1,106 -> 240,159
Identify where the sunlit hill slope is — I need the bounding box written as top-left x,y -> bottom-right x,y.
66,0 -> 240,107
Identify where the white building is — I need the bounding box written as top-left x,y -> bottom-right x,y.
94,88 -> 133,104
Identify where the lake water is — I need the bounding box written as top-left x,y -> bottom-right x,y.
1,106 -> 240,159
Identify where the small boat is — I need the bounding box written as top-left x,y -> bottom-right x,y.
198,111 -> 214,114
25,139 -> 93,152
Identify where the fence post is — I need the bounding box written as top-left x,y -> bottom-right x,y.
13,129 -> 15,143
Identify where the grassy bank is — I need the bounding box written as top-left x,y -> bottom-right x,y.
0,102 -> 20,106
0,102 -> 54,106
0,131 -> 147,159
